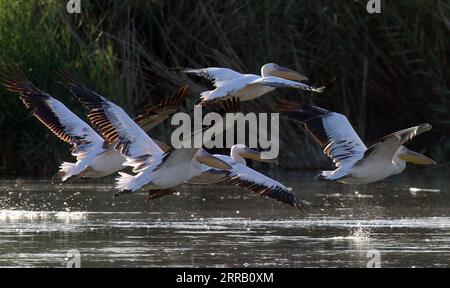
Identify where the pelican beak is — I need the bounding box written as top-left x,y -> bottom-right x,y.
399,149 -> 436,166
196,150 -> 232,170
272,66 -> 309,82
240,148 -> 276,163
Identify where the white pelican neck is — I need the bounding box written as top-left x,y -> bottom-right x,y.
260,63 -> 277,78
230,145 -> 247,165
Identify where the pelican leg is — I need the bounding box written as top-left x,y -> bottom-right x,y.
76,167 -> 94,178
113,190 -> 132,198
145,189 -> 176,202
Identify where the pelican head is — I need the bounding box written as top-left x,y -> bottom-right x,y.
231,144 -> 275,165
261,63 -> 308,81
396,146 -> 436,166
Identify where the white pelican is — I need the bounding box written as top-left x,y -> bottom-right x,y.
186,144 -> 307,210
62,77 -> 234,198
278,101 -> 436,184
182,63 -> 325,105
2,68 -> 185,181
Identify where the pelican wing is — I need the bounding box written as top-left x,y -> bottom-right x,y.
182,67 -> 243,86
153,148 -> 198,172
2,69 -> 104,158
223,162 -> 307,210
358,124 -> 432,165
187,168 -> 228,185
199,76 -> 257,102
133,85 -> 188,132
59,70 -> 164,162
251,76 -> 325,93
279,101 -> 367,167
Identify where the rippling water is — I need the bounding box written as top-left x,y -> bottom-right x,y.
0,168 -> 449,268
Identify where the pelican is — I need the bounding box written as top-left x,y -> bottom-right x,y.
2,68 -> 185,181
185,144 -> 307,210
182,63 -> 325,105
278,101 -> 436,184
62,76 -> 234,198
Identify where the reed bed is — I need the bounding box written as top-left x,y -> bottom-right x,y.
0,0 -> 448,176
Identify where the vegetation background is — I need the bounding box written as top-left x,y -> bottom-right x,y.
0,0 -> 448,177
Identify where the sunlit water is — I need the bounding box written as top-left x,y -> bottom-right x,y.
0,168 -> 449,268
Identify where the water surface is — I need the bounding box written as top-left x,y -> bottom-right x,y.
0,169 -> 449,268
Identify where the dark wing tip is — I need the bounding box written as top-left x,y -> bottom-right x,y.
263,187 -> 308,212
57,68 -> 84,89
294,198 -> 311,213
159,84 -> 189,109
133,85 -> 189,133
219,97 -> 240,114
277,100 -> 330,115
1,69 -> 82,146
276,99 -> 303,112
58,69 -> 105,112
226,176 -> 307,211
278,101 -> 331,128
1,65 -> 41,96
58,70 -> 118,143
175,84 -> 189,106
201,97 -> 241,114
134,84 -> 189,124
212,97 -> 240,115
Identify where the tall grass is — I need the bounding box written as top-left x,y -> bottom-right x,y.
0,0 -> 125,176
0,0 -> 448,176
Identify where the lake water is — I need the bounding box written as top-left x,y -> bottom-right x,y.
0,168 -> 449,268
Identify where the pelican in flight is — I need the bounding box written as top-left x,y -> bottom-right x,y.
278,101 -> 436,184
63,76 -> 234,199
186,144 -> 307,210
2,68 -> 186,181
182,63 -> 325,105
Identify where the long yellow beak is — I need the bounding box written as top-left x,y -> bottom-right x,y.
240,148 -> 275,163
399,149 -> 436,166
271,66 -> 309,82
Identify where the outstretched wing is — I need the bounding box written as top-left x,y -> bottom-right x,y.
1,67 -> 104,158
279,100 -> 367,167
59,69 -> 164,162
133,85 -> 188,132
182,67 -> 243,87
223,163 -> 308,211
360,124 -> 432,165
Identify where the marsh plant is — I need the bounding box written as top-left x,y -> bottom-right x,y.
0,0 -> 448,176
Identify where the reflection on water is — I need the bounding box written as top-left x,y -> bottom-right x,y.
0,168 -> 449,268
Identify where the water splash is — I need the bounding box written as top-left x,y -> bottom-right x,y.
349,225 -> 372,241
0,210 -> 88,223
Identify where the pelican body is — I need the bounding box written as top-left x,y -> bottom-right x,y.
183,63 -> 324,105
279,101 -> 436,184
78,148 -> 126,178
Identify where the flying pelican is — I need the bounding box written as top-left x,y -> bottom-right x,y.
186,144 -> 307,210
62,75 -> 234,199
182,63 -> 325,105
2,68 -> 186,181
278,101 -> 436,184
